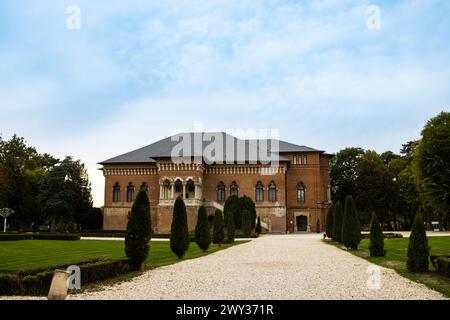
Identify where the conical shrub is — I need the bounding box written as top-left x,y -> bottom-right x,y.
369,212 -> 385,257
332,201 -> 344,243
195,206 -> 211,252
213,209 -> 225,246
342,196 -> 361,250
326,205 -> 334,239
407,211 -> 429,273
226,206 -> 235,243
241,209 -> 252,237
170,197 -> 190,259
255,216 -> 262,234
125,189 -> 152,271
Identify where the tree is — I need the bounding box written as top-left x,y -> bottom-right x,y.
255,216 -> 262,234
238,196 -> 256,229
241,209 -> 252,237
226,205 -> 235,243
170,197 -> 190,259
342,196 -> 361,250
223,195 -> 239,229
415,112 -> 450,230
369,212 -> 385,257
407,211 -> 430,273
332,201 -> 344,243
195,206 -> 211,252
125,190 -> 152,271
82,207 -> 103,230
331,147 -> 365,203
355,151 -> 395,226
213,209 -> 225,246
325,205 -> 334,238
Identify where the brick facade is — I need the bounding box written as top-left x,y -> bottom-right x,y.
102,150 -> 331,234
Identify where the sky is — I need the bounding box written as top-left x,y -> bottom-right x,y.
0,0 -> 449,206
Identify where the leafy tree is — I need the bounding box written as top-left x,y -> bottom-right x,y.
125,190 -> 152,271
415,112 -> 450,230
407,211 -> 429,273
226,205 -> 235,243
342,196 -> 361,249
330,147 -> 365,203
238,196 -> 256,229
381,151 -> 401,166
255,216 -> 262,234
224,195 -> 239,229
355,151 -> 395,226
170,197 -> 190,259
241,209 -> 252,237
195,206 -> 211,252
325,205 -> 334,238
400,140 -> 420,163
332,201 -> 344,243
213,209 -> 225,246
369,212 -> 385,257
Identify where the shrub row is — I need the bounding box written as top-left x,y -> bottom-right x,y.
80,232 -> 126,238
0,259 -> 132,296
361,233 -> 403,240
430,256 -> 450,278
0,233 -> 80,241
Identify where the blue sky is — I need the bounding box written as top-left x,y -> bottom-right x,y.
1,0 -> 449,206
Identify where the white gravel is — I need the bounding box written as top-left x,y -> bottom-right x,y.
67,234 -> 446,300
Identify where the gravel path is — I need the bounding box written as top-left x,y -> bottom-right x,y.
69,234 -> 445,300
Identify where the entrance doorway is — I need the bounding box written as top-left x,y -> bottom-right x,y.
296,215 -> 308,232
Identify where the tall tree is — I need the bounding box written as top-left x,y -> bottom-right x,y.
125,190 -> 152,271
330,147 -> 365,203
195,206 -> 211,252
342,196 -> 361,250
170,197 -> 190,259
213,209 -> 225,246
325,205 -> 334,239
226,206 -> 235,243
415,112 -> 450,230
332,201 -> 344,243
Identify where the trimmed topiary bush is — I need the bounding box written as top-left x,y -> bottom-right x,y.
224,195 -> 239,229
325,205 -> 334,239
255,216 -> 262,234
226,205 -> 236,243
170,197 -> 190,259
195,206 -> 211,252
238,196 -> 256,229
369,212 -> 385,257
407,211 -> 430,273
342,196 -> 361,250
213,209 -> 225,246
241,209 -> 252,237
332,201 -> 344,243
125,189 -> 152,271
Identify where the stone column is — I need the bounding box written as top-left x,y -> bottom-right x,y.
159,185 -> 163,199
182,183 -> 186,200
170,182 -> 175,199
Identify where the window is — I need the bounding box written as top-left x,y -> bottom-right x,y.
293,155 -> 297,164
217,182 -> 226,202
140,182 -> 148,193
113,183 -> 121,202
230,182 -> 239,197
126,183 -> 135,202
255,181 -> 264,202
269,181 -> 277,202
297,183 -> 305,203
303,155 -> 308,165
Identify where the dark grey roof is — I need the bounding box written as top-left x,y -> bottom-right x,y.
99,132 -> 323,165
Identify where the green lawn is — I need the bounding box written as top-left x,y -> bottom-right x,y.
0,240 -> 237,273
325,237 -> 450,298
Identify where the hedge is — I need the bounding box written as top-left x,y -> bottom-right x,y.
430,256 -> 450,278
361,233 -> 403,240
0,259 -> 131,296
0,233 -> 80,241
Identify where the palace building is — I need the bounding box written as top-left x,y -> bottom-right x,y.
99,132 -> 332,233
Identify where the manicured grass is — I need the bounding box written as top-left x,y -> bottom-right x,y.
325,237 -> 450,298
0,240 -> 237,273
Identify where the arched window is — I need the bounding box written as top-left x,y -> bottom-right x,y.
297,183 -> 306,203
186,179 -> 195,199
217,181 -> 226,202
113,183 -> 121,202
140,182 -> 149,193
126,183 -> 135,202
255,181 -> 264,202
269,181 -> 277,202
230,181 -> 239,197
163,179 -> 171,199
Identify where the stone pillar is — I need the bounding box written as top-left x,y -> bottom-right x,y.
182,183 -> 186,200
159,185 -> 163,199
171,183 -> 175,199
